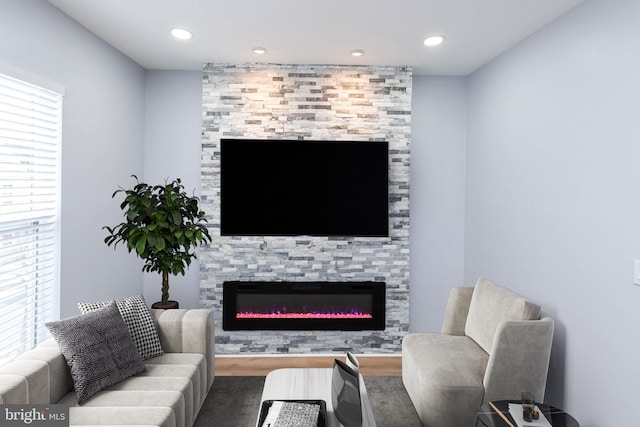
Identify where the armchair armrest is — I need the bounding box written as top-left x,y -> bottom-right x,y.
441,286 -> 474,335
482,315 -> 554,403
151,309 -> 215,390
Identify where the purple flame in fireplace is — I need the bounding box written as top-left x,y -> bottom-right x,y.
236,307 -> 373,319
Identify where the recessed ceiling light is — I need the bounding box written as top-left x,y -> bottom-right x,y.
351,49 -> 365,57
423,35 -> 445,47
171,28 -> 193,40
253,47 -> 267,54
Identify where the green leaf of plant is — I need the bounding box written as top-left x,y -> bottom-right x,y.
172,210 -> 181,225
155,236 -> 166,251
136,235 -> 147,255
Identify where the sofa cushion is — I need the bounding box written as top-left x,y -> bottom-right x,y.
465,277 -> 541,353
46,302 -> 146,405
142,364 -> 202,411
78,295 -> 163,360
69,406 -> 176,427
107,376 -> 195,426
0,375 -> 27,404
59,390 -> 186,427
145,353 -> 207,407
402,333 -> 489,426
0,360 -> 49,404
17,338 -> 74,403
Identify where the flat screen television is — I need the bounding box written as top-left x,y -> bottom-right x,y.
220,139 -> 389,237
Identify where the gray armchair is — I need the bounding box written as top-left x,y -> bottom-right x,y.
402,278 -> 554,426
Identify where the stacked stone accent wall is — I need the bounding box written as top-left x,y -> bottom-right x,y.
200,63 -> 411,354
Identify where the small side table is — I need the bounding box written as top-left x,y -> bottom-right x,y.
477,400 -> 579,427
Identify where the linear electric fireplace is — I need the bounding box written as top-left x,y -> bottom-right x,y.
223,281 -> 385,331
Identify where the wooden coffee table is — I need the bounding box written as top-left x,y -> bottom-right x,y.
257,368 -> 377,427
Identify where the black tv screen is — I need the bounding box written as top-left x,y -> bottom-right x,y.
220,139 -> 389,237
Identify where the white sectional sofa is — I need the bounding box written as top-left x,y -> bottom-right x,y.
0,308 -> 214,427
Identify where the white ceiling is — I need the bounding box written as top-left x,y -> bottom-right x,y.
47,0 -> 583,76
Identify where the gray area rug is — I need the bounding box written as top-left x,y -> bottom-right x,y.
194,375 -> 422,426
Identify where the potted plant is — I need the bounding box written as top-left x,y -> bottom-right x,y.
103,175 -> 212,309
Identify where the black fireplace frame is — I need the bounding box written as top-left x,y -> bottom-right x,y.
222,281 -> 386,331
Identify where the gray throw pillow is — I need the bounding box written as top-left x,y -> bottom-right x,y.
46,301 -> 146,405
78,295 -> 163,359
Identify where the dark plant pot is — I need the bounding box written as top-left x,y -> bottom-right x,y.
151,300 -> 179,310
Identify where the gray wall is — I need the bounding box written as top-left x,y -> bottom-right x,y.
465,0 -> 640,424
143,70 -> 204,307
0,0 -> 146,318
409,76 -> 467,332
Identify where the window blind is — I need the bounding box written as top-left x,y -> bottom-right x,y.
0,72 -> 62,366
